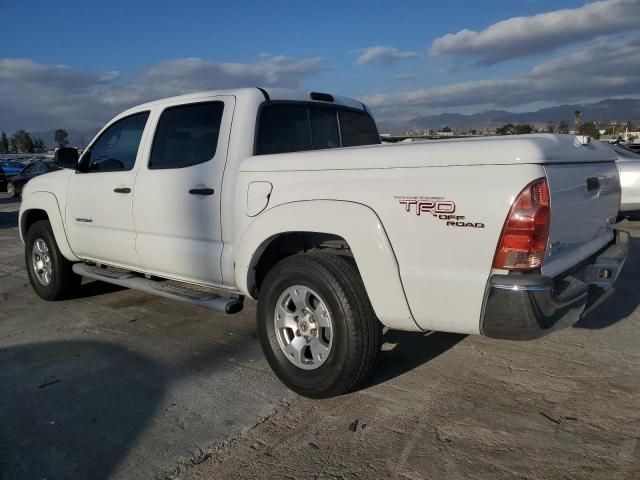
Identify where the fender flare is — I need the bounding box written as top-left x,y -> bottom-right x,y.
19,191 -> 80,262
235,200 -> 419,331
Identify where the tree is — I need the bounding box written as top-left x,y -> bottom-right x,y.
0,131 -> 8,153
558,121 -> 570,134
514,124 -> 533,134
33,137 -> 46,151
440,126 -> 452,132
573,110 -> 581,133
11,129 -> 35,153
496,123 -> 515,135
54,129 -> 69,147
578,123 -> 600,139
546,123 -> 555,133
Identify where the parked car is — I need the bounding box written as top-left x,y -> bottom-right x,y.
607,144 -> 640,216
18,88 -> 627,398
0,167 -> 6,192
0,160 -> 26,177
6,161 -> 60,197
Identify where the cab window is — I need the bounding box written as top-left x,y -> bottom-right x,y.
255,102 -> 379,155
255,104 -> 311,155
339,110 -> 381,147
149,102 -> 224,170
85,112 -> 149,172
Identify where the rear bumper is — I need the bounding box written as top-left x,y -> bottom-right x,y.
481,230 -> 629,340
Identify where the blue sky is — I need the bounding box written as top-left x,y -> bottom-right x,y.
1,0 -> 639,132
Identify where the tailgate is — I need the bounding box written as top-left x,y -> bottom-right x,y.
542,162 -> 620,278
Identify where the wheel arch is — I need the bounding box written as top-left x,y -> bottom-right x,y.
19,191 -> 80,262
235,200 -> 419,331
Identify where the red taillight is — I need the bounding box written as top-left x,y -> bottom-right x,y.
493,178 -> 550,270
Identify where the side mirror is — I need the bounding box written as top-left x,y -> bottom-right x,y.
54,147 -> 79,169
77,149 -> 91,173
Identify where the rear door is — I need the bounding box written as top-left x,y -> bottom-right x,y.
132,96 -> 234,286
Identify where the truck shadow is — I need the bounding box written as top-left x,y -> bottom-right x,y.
0,340 -> 167,480
366,331 -> 466,389
76,278 -> 127,298
574,235 -> 640,329
0,329 -> 260,480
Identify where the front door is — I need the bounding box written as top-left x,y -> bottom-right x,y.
66,111 -> 151,268
132,96 -> 234,286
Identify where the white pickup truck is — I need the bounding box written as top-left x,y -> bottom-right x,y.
20,88 -> 628,397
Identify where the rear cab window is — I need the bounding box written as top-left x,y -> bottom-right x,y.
255,102 -> 379,156
338,110 -> 380,147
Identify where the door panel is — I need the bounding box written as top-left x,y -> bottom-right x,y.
66,172 -> 139,265
133,96 -> 235,286
66,111 -> 151,268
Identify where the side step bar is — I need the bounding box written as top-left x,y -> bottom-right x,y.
72,263 -> 243,314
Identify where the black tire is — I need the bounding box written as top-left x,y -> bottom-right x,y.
7,182 -> 19,198
257,252 -> 381,398
25,220 -> 81,301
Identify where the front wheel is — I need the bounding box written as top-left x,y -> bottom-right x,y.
257,253 -> 381,398
7,182 -> 18,198
25,220 -> 82,300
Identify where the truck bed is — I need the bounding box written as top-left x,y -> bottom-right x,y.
240,134 -> 617,171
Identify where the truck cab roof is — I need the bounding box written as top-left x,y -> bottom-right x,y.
120,87 -> 366,117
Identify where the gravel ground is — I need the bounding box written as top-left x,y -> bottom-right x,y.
181,222 -> 640,480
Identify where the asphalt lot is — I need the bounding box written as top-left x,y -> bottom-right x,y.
1,192 -> 639,479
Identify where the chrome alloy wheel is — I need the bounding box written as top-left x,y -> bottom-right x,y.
274,285 -> 333,370
31,238 -> 52,286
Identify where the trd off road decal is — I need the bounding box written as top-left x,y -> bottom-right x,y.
395,196 -> 485,229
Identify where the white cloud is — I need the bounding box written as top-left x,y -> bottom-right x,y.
0,55 -> 328,132
363,36 -> 640,121
429,0 -> 640,64
356,46 -> 419,65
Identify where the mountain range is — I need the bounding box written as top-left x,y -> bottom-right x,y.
380,99 -> 640,134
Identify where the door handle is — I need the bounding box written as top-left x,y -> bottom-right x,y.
114,187 -> 131,194
189,188 -> 214,195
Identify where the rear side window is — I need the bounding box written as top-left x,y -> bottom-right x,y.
255,102 -> 379,155
255,104 -> 311,155
150,102 -> 224,169
339,110 -> 381,147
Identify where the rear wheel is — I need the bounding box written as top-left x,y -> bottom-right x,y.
257,252 -> 381,398
25,220 -> 81,300
7,182 -> 18,197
